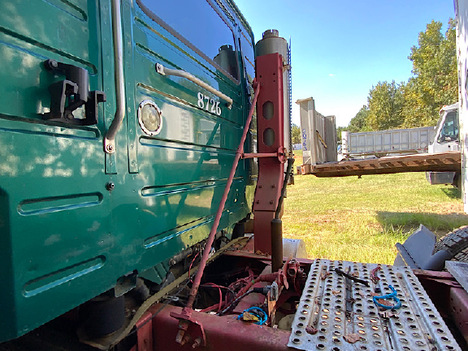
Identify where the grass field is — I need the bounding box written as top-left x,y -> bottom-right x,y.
282,166 -> 468,264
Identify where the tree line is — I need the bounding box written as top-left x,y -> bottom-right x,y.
346,19 -> 457,133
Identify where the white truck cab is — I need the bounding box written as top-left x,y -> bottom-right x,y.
430,103 -> 460,153
426,102 -> 460,185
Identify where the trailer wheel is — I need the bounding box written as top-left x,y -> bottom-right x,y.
433,225 -> 468,262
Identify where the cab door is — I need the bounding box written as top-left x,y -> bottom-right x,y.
117,0 -> 251,274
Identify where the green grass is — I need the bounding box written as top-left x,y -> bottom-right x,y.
293,149 -> 303,166
282,172 -> 468,264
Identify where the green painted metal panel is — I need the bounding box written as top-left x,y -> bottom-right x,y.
0,0 -> 255,342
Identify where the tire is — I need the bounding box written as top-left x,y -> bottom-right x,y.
433,225 -> 468,262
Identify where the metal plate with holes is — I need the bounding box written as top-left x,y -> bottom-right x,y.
288,259 -> 461,351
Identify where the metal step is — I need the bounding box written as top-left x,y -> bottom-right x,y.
288,259 -> 461,351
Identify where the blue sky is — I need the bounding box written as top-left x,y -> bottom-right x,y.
234,0 -> 455,127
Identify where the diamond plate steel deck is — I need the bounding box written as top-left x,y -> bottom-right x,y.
288,259 -> 461,351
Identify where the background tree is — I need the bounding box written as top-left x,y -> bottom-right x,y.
291,124 -> 301,144
400,78 -> 434,127
402,19 -> 457,127
342,19 -> 456,133
348,105 -> 370,132
336,126 -> 346,143
366,81 -> 405,130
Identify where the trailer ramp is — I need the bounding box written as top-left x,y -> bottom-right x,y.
288,259 -> 461,351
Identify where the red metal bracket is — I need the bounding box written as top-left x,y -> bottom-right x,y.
415,269 -> 468,344
170,312 -> 206,348
242,147 -> 287,163
152,304 -> 291,351
130,312 -> 153,351
253,53 -> 285,254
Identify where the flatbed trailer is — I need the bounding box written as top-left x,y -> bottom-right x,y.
301,151 -> 460,177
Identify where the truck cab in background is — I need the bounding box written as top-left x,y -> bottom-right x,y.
426,102 -> 460,186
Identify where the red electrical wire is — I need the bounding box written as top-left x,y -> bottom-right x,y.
199,283 -> 234,313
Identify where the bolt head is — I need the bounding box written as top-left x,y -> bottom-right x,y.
192,337 -> 202,348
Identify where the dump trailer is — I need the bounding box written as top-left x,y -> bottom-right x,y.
297,97 -> 337,166
341,126 -> 435,158
1,1 -> 468,351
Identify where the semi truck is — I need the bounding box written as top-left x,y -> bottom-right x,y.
0,1 -> 467,351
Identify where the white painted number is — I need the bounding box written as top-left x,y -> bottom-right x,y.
209,98 -> 215,114
197,92 -> 222,116
197,92 -> 204,109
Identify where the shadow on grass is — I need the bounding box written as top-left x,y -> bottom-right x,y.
376,211 -> 468,238
441,187 -> 461,199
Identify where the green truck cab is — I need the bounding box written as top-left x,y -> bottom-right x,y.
0,0 -> 256,342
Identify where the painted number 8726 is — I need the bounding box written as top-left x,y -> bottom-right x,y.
197,92 -> 221,116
